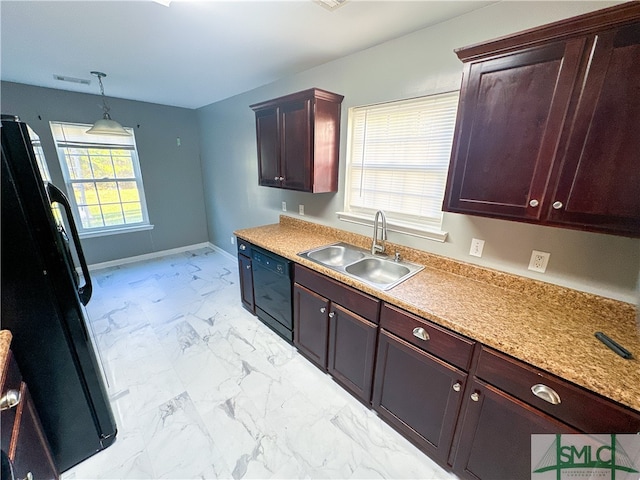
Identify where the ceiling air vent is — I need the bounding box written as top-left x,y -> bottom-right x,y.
314,0 -> 348,11
53,74 -> 91,85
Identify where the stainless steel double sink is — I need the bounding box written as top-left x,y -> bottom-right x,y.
297,242 -> 424,290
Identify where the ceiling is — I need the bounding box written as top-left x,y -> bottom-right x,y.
0,0 -> 496,109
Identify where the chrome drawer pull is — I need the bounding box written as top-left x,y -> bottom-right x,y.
328,312 -> 335,318
239,244 -> 246,251
531,384 -> 561,405
452,382 -> 461,392
0,389 -> 21,411
320,307 -> 326,313
470,392 -> 480,402
412,327 -> 430,341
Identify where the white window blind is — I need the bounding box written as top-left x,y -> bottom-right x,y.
50,121 -> 150,236
344,91 -> 459,231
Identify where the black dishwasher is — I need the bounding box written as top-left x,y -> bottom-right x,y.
251,246 -> 293,343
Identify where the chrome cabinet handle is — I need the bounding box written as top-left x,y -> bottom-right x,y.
452,382 -> 461,392
531,384 -> 561,405
0,389 -> 21,411
279,176 -> 285,181
239,244 -> 246,251
274,176 -> 279,181
552,201 -> 563,210
23,473 -> 33,480
320,307 -> 326,313
328,312 -> 335,318
245,265 -> 251,270
470,392 -> 480,402
412,327 -> 430,341
529,199 -> 539,207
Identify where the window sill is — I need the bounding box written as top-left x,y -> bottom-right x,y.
337,212 -> 447,243
78,224 -> 154,239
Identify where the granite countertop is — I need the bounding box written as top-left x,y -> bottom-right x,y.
235,216 -> 640,413
0,330 -> 12,378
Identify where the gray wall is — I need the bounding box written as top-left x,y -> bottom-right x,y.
197,0 -> 639,304
1,81 -> 208,265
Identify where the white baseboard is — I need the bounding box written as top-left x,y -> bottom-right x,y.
86,242 -> 235,271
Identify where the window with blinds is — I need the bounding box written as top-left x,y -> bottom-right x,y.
50,121 -> 150,236
343,91 -> 459,234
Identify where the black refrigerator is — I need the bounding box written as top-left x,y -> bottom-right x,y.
1,116 -> 117,472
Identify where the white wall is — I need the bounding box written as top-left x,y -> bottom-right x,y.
198,1 -> 639,304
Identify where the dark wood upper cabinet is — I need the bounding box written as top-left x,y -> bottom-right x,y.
250,88 -> 344,193
443,3 -> 640,237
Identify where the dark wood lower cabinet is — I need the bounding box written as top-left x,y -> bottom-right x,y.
373,329 -> 467,464
293,265 -> 380,404
452,378 -> 577,480
293,284 -> 329,369
1,351 -> 58,480
328,304 -> 377,403
238,253 -> 255,314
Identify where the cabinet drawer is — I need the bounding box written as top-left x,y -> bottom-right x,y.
475,346 -> 640,433
379,303 -> 474,371
294,265 -> 379,322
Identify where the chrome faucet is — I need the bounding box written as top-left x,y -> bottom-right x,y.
371,210 -> 387,255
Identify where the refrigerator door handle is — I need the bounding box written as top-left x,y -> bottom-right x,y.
46,182 -> 93,305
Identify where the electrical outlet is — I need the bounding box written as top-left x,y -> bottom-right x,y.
528,250 -> 550,273
299,204 -> 305,215
230,236 -> 235,245
282,201 -> 287,212
469,238 -> 485,257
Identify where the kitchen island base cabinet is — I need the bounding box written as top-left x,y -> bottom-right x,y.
452,379 -> 577,480
373,330 -> 467,465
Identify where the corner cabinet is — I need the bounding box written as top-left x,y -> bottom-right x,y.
443,3 -> 640,237
250,88 -> 344,193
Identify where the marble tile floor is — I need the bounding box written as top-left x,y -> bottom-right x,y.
62,246 -> 459,480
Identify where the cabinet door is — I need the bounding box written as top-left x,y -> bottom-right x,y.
373,330 -> 466,464
10,384 -> 58,480
238,253 -> 254,314
293,284 -> 330,370
280,99 -> 312,191
452,378 -> 577,480
444,39 -> 585,220
328,303 -> 377,403
255,107 -> 280,187
548,23 -> 640,235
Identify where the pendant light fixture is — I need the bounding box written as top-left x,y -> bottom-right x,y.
86,71 -> 131,136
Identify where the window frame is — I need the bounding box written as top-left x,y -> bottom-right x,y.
339,91 -> 459,243
49,121 -> 152,238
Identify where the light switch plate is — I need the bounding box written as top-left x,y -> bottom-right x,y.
299,204 -> 305,215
